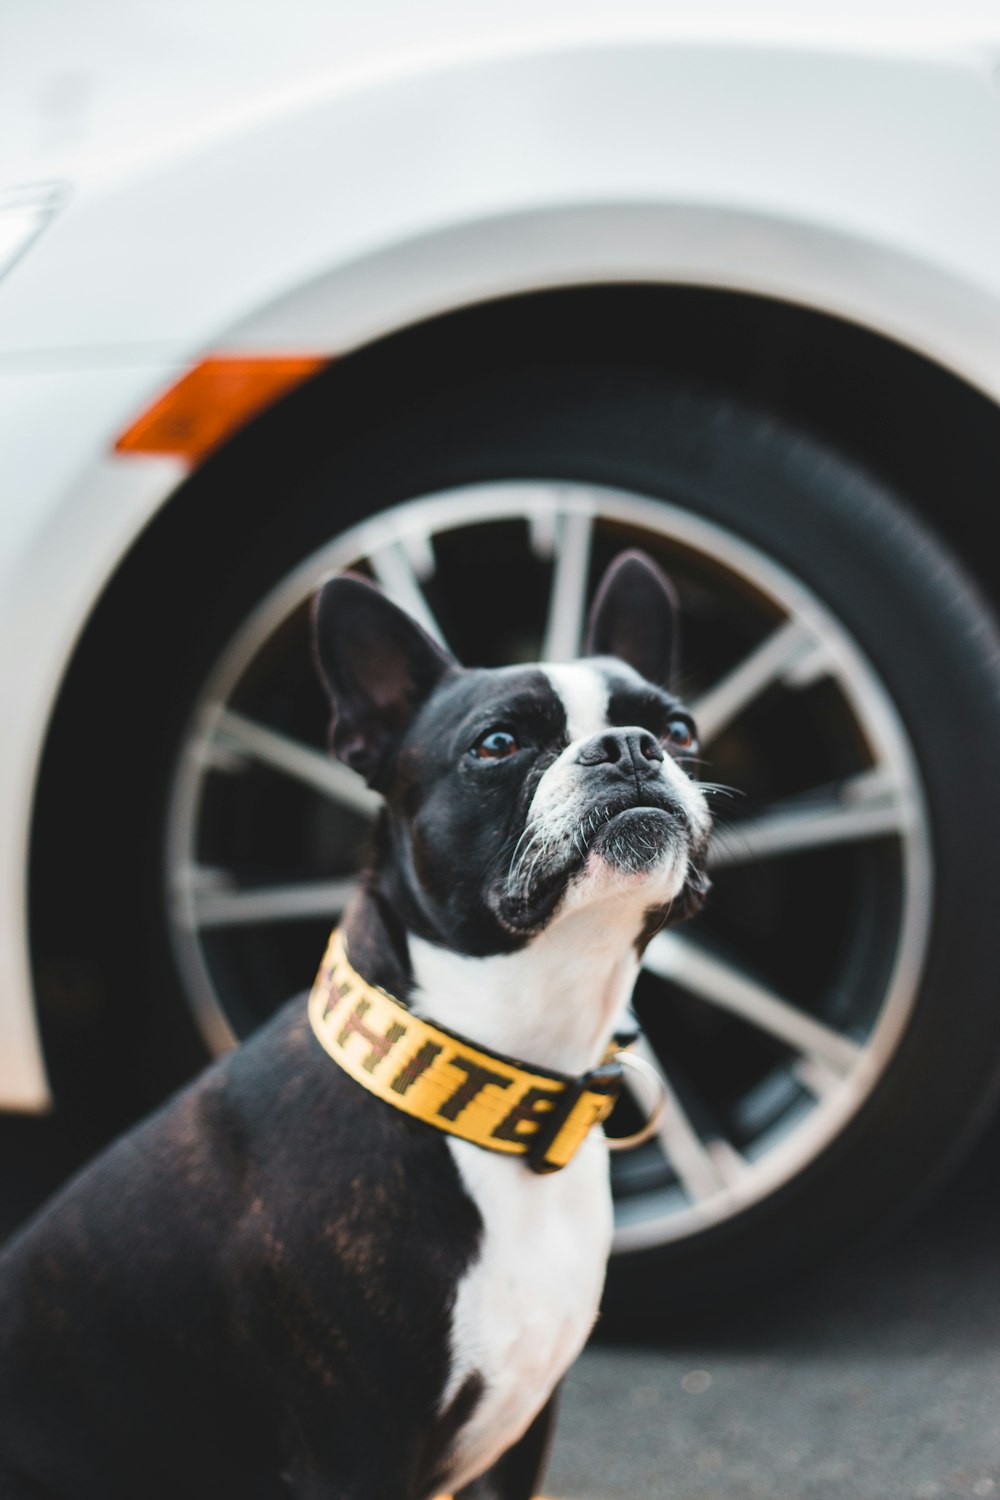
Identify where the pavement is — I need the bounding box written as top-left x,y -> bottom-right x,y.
5,1110 -> 1000,1499
545,1122 -> 1000,1500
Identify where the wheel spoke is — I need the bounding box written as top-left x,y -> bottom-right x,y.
541,509 -> 594,662
178,873 -> 357,929
643,932 -> 862,1077
367,537 -> 447,645
793,1056 -> 848,1102
625,1036 -> 729,1201
691,617 -> 829,746
705,1136 -> 749,1185
209,709 -> 380,818
708,767 -> 916,868
526,490 -> 561,558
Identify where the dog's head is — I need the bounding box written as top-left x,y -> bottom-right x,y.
313,550 -> 711,956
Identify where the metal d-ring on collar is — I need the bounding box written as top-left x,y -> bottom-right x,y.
606,1049 -> 669,1152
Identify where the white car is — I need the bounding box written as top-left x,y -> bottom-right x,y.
5,0 -> 1000,1326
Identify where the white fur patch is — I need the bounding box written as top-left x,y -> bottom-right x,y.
437,1134 -> 612,1494
410,910 -> 643,1493
540,662 -> 609,741
409,915 -> 640,1076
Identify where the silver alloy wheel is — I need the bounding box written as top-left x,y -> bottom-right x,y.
165,482 -> 932,1253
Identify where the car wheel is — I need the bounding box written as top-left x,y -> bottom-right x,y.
31,362 -> 1000,1323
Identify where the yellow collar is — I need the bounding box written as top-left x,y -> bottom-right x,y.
308,929 -> 623,1174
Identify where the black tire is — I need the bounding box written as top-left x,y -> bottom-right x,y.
30,357 -> 1000,1324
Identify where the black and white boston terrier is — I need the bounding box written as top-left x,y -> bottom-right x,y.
0,550 -> 711,1500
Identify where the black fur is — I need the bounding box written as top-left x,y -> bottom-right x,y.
0,896 -> 484,1500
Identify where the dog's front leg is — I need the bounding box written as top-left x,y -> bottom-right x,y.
453,1387 -> 560,1500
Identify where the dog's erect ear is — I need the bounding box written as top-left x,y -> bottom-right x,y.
312,575 -> 457,787
584,550 -> 680,688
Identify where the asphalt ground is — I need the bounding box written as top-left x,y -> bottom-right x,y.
546,1119 -> 1000,1500
4,1110 -> 1000,1499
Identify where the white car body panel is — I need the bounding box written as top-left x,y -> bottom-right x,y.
3,2 -> 1000,1107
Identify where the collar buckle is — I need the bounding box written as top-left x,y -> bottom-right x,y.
524,1060 -> 623,1175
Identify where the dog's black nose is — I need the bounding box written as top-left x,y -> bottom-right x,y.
576,728 -> 664,771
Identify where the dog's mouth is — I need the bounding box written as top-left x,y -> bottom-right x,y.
586,803 -> 680,873
495,793 -> 702,935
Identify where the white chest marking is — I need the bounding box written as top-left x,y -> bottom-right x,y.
414,657 -> 709,1487
440,1135 -> 613,1494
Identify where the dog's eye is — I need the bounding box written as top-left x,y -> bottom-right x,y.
665,717 -> 697,752
470,729 -> 520,761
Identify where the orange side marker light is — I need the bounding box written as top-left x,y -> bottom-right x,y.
115,355 -> 329,464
